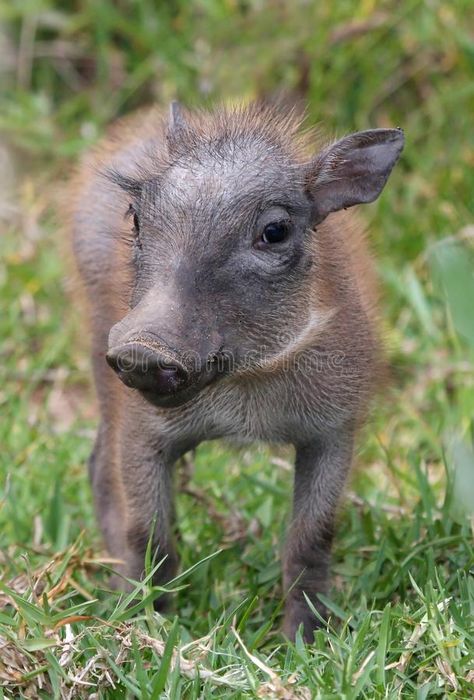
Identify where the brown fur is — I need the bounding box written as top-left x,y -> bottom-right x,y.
69,101 -> 402,642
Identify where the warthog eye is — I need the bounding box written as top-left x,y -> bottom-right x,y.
126,204 -> 141,247
133,211 -> 139,233
261,220 -> 290,245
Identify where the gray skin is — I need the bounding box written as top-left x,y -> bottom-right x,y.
72,102 -> 404,642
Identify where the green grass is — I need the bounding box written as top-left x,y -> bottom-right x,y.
1,1 -> 473,697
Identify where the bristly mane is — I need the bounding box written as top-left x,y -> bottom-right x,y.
165,101 -> 314,159
106,101 -> 318,196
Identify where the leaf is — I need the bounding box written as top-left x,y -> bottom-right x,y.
376,604 -> 391,687
149,616 -> 180,699
404,267 -> 440,339
446,435 -> 474,521
430,241 -> 474,347
22,638 -> 58,651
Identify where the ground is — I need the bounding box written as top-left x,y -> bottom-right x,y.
0,1 -> 473,697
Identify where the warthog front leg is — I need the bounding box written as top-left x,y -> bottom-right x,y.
91,404 -> 178,608
283,432 -> 354,641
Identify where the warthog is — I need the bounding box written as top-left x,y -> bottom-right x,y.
71,102 -> 403,641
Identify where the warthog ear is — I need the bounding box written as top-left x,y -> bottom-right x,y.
168,101 -> 187,133
306,128 -> 404,224
167,100 -> 193,154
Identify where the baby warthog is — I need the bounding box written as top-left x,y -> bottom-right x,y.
71,102 -> 403,641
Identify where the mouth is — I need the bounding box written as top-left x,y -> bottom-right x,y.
140,384 -> 202,409
139,359 -> 226,409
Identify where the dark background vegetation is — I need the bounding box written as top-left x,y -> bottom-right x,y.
0,1 -> 473,697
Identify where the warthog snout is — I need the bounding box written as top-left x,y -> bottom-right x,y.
106,343 -> 189,395
106,337 -> 223,407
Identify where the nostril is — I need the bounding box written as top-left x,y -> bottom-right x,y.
154,362 -> 187,394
